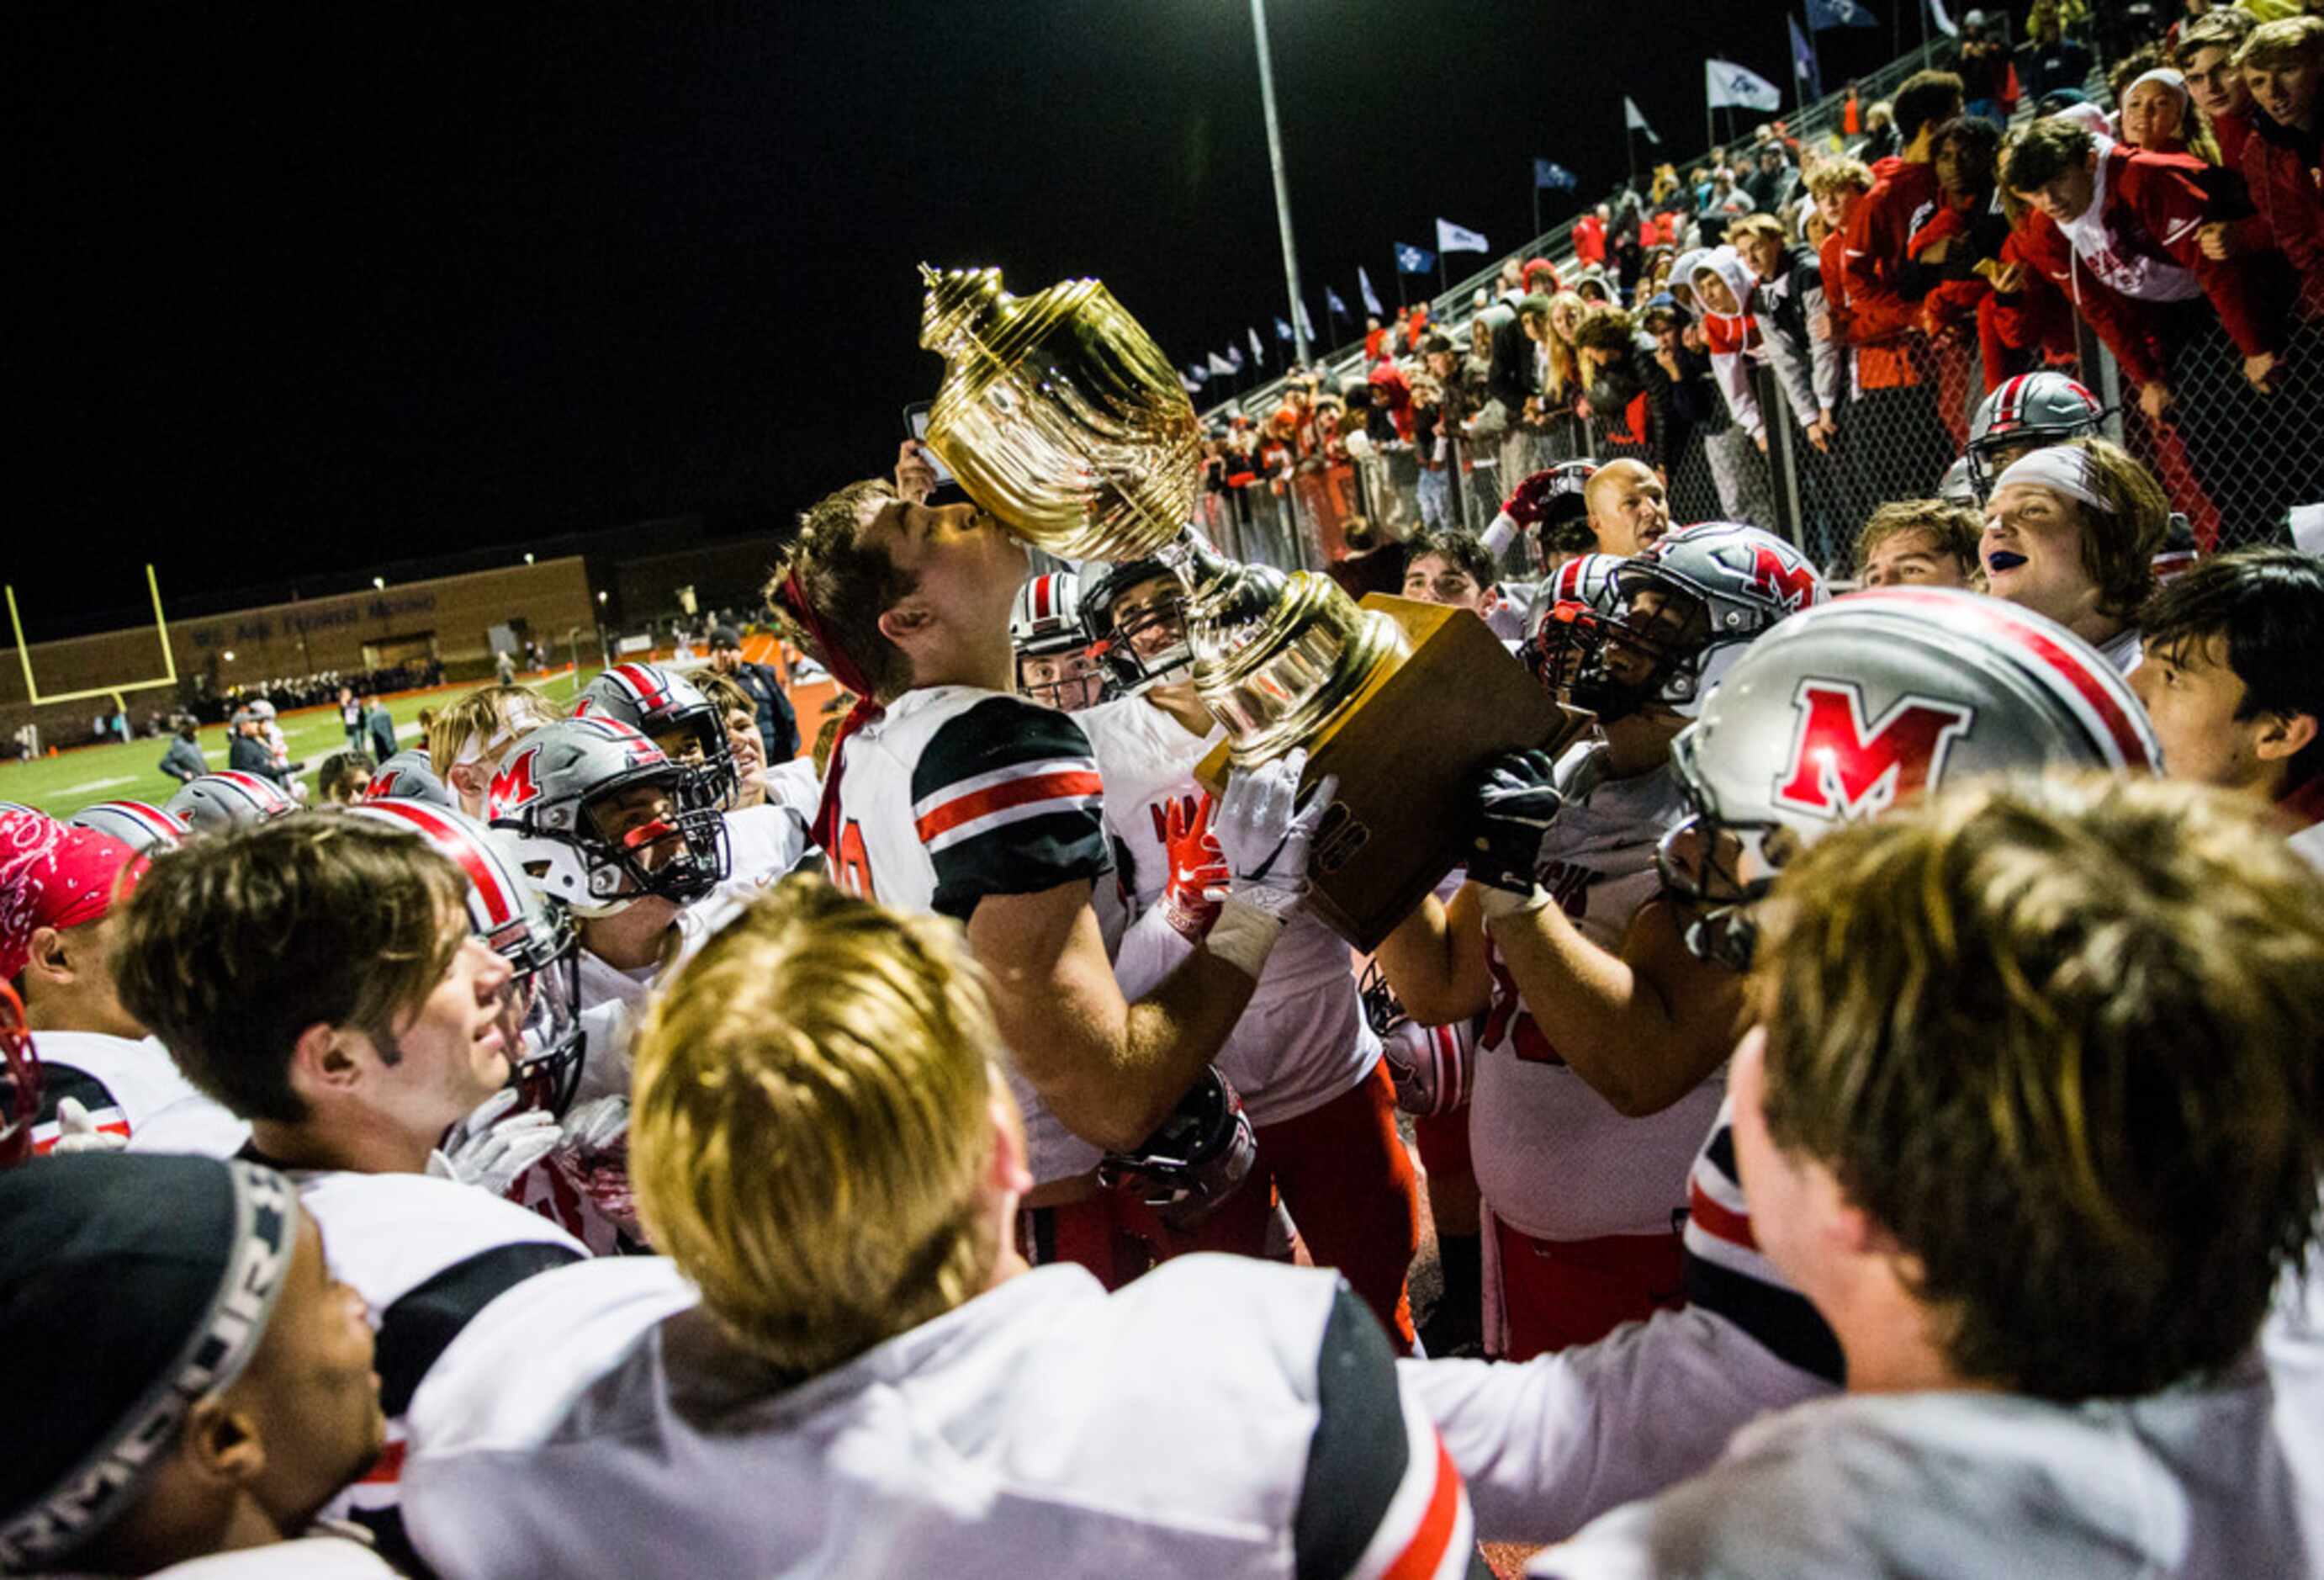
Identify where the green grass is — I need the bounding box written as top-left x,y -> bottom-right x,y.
2,666 -> 602,818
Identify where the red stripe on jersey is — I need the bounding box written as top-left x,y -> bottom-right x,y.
381,803 -> 521,928
1689,1175 -> 1758,1251
1382,1438 -> 1464,1580
1876,589 -> 2154,770
33,1116 -> 132,1154
914,769 -> 1104,842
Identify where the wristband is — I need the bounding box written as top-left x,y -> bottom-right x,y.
1476,883 -> 1554,924
1204,896 -> 1288,981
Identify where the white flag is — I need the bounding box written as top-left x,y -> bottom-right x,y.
1436,217 -> 1489,254
1705,59 -> 1782,112
1624,94 -> 1660,145
1358,266 -> 1384,316
1207,350 -> 1236,378
1926,0 -> 1959,37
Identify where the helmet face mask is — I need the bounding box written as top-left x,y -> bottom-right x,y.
1016,648 -> 1108,712
1085,564 -> 1195,692
574,771 -> 728,909
1527,579 -> 1711,720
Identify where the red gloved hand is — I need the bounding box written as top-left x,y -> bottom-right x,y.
1501,468 -> 1566,526
1161,793 -> 1230,943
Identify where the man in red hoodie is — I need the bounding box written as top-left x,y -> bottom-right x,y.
2003,114 -> 2309,537
2236,18 -> 2324,326
2177,8 -> 2259,169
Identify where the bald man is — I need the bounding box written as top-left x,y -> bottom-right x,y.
1580,459 -> 1672,556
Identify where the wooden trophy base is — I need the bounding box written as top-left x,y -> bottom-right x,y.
1195,594 -> 1589,952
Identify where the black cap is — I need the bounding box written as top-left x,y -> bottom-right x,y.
710,625 -> 743,649
0,1155 -> 295,1571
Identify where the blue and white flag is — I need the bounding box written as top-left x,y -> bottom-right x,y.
1296,300 -> 1317,340
1247,326 -> 1266,363
1274,315 -> 1294,342
1226,343 -> 1246,372
1789,15 -> 1823,101
1805,0 -> 1877,29
1395,243 -> 1436,275
1326,285 -> 1350,320
1207,350 -> 1236,377
1706,58 -> 1782,112
1625,95 -> 1661,145
1436,217 -> 1489,254
1358,266 -> 1384,315
1534,159 -> 1578,192
1184,363 -> 1207,387
1180,371 -> 1202,393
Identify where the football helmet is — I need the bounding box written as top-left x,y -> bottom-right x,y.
1937,455 -> 1979,509
364,749 -> 455,808
1531,522 -> 1824,722
1095,1065 -> 1257,1231
1964,372 -> 2104,500
0,982 -> 39,1169
165,771 -> 299,834
1083,559 -> 1194,692
1359,959 -> 1476,1118
1661,587 -> 2160,968
344,798 -> 586,1116
67,800 -> 191,857
1519,551 -> 1628,676
486,716 -> 728,917
575,663 -> 738,811
1009,570 -> 1109,712
1496,462 -> 1599,574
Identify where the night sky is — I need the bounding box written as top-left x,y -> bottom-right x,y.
20,3 -> 1904,628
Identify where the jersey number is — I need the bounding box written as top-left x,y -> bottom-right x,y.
831,819 -> 876,899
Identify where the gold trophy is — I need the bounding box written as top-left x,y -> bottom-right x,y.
920,265 -> 1575,949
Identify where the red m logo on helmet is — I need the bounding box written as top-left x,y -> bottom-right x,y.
1771,681 -> 1976,820
1745,547 -> 1819,614
488,749 -> 541,818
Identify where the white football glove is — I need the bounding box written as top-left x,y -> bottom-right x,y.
1210,746 -> 1337,923
559,1094 -> 630,1154
427,1088 -> 561,1196
50,1097 -> 128,1154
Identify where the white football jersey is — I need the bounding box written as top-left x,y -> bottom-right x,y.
1077,696 -> 1380,1127
405,1254 -> 1477,1580
29,1031 -> 248,1158
1469,764 -> 1725,1243
273,1169 -> 588,1567
574,948 -> 657,1014
827,685 -> 1111,1185
716,800 -> 812,895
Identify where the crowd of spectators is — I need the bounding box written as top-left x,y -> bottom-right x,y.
1204,3 -> 2322,576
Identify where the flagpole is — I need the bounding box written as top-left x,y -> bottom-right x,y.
1395,255 -> 1406,310
1249,0 -> 1311,365
1533,168 -> 1541,247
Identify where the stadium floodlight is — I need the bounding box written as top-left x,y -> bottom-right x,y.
5,565 -> 180,708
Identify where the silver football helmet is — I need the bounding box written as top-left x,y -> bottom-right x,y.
1937,455 -> 1980,508
1661,586 -> 2162,968
363,749 -> 454,808
1965,372 -> 2104,500
1532,522 -> 1825,721
165,771 -> 299,835
1359,958 -> 1476,1119
486,716 -> 728,917
343,798 -> 586,1116
67,800 -> 192,857
575,662 -> 738,811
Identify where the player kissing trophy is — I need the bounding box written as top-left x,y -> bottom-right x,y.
918,265 -> 1576,947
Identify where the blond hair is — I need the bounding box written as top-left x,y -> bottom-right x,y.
425,682 -> 557,777
2062,436 -> 2170,618
629,877 -> 1007,1375
1748,775 -> 2324,1399
1804,157 -> 1874,199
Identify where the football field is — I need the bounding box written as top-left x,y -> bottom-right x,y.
0,665 -> 600,818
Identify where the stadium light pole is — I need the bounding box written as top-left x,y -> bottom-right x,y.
1250,0 -> 1310,366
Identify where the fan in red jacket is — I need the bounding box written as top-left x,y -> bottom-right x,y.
1835,71 -> 1965,376
2234,17 -> 2324,326
2002,119 -> 2290,409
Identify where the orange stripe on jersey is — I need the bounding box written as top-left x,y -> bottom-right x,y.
357,1439 -> 407,1485
1381,1438 -> 1464,1580
914,769 -> 1104,842
1689,1175 -> 1758,1251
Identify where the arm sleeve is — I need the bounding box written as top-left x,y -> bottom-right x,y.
1707,347 -> 1763,439
1295,1284 -> 1488,1580
1803,280 -> 1842,411
1759,317 -> 1820,431
1838,189 -> 1926,343
913,697 -> 1112,923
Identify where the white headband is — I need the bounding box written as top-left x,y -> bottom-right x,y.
2125,66 -> 2188,103
1993,446 -> 2111,512
452,697 -> 559,768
